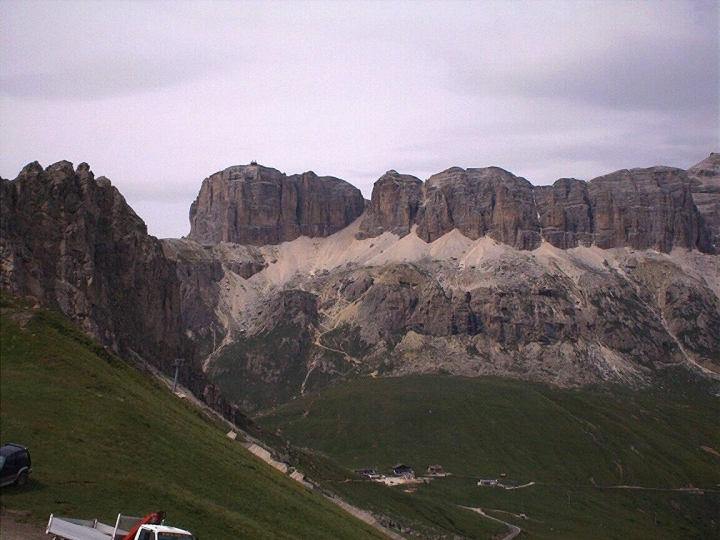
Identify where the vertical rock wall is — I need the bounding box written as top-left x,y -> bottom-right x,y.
0,161 -> 245,425
188,164 -> 366,245
356,162 -> 714,253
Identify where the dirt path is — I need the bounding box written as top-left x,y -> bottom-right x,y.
0,512 -> 47,540
313,327 -> 360,365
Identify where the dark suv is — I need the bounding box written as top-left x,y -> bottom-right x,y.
0,444 -> 32,487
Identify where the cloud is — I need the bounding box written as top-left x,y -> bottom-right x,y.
1,0 -> 247,99
0,0 -> 717,238
438,1 -> 718,115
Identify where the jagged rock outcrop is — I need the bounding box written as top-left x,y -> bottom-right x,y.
687,152 -> 720,253
319,253 -> 714,376
0,161 -> 248,426
188,164 -> 366,246
0,161 -> 185,371
357,166 -> 546,249
356,170 -> 423,239
161,239 -> 268,360
415,167 -> 542,249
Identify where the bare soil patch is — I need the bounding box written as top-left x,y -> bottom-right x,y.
0,510 -> 47,540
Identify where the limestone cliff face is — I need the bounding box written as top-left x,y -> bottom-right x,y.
586,166 -> 705,253
355,164 -> 710,253
0,161 -> 184,370
534,178 -> 594,249
172,154 -> 719,413
188,164 -> 366,245
161,238 -> 267,361
0,161 -> 248,427
357,170 -> 423,239
357,166 -> 545,249
687,152 -> 720,253
415,167 -> 542,249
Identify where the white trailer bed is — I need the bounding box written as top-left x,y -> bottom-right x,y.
46,514 -> 134,540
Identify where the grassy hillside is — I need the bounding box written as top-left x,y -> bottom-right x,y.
258,375 -> 720,539
0,297 -> 388,540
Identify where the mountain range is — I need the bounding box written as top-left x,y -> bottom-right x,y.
1,153 -> 718,417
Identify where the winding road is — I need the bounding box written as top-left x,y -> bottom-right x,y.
462,507 -> 521,540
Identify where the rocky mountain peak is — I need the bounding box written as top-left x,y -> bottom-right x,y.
357,170 -> 423,239
1,160 -> 178,364
188,163 -> 366,246
416,166 -> 541,249
3,154 -> 718,416
1,160 -> 252,427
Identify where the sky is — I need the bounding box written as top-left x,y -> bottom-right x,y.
1,0 -> 718,239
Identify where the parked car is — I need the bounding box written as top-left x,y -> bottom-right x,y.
0,443 -> 32,487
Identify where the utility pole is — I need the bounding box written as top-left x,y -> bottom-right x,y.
172,359 -> 184,393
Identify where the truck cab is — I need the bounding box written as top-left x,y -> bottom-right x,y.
134,525 -> 194,540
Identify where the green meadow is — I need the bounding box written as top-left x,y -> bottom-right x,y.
259,374 -> 720,539
0,297 -> 387,539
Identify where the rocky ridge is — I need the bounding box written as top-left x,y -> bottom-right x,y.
358,164 -> 712,253
171,220 -> 719,413
0,161 -> 246,424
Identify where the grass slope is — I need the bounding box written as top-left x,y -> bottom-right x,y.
0,298 -> 387,540
258,374 -> 720,539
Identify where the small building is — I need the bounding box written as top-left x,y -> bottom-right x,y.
392,463 -> 415,479
426,465 -> 444,476
478,478 -> 499,486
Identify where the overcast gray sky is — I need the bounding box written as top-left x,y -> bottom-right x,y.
1,0 -> 718,238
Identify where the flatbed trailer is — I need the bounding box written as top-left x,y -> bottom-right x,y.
46,512 -> 193,540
